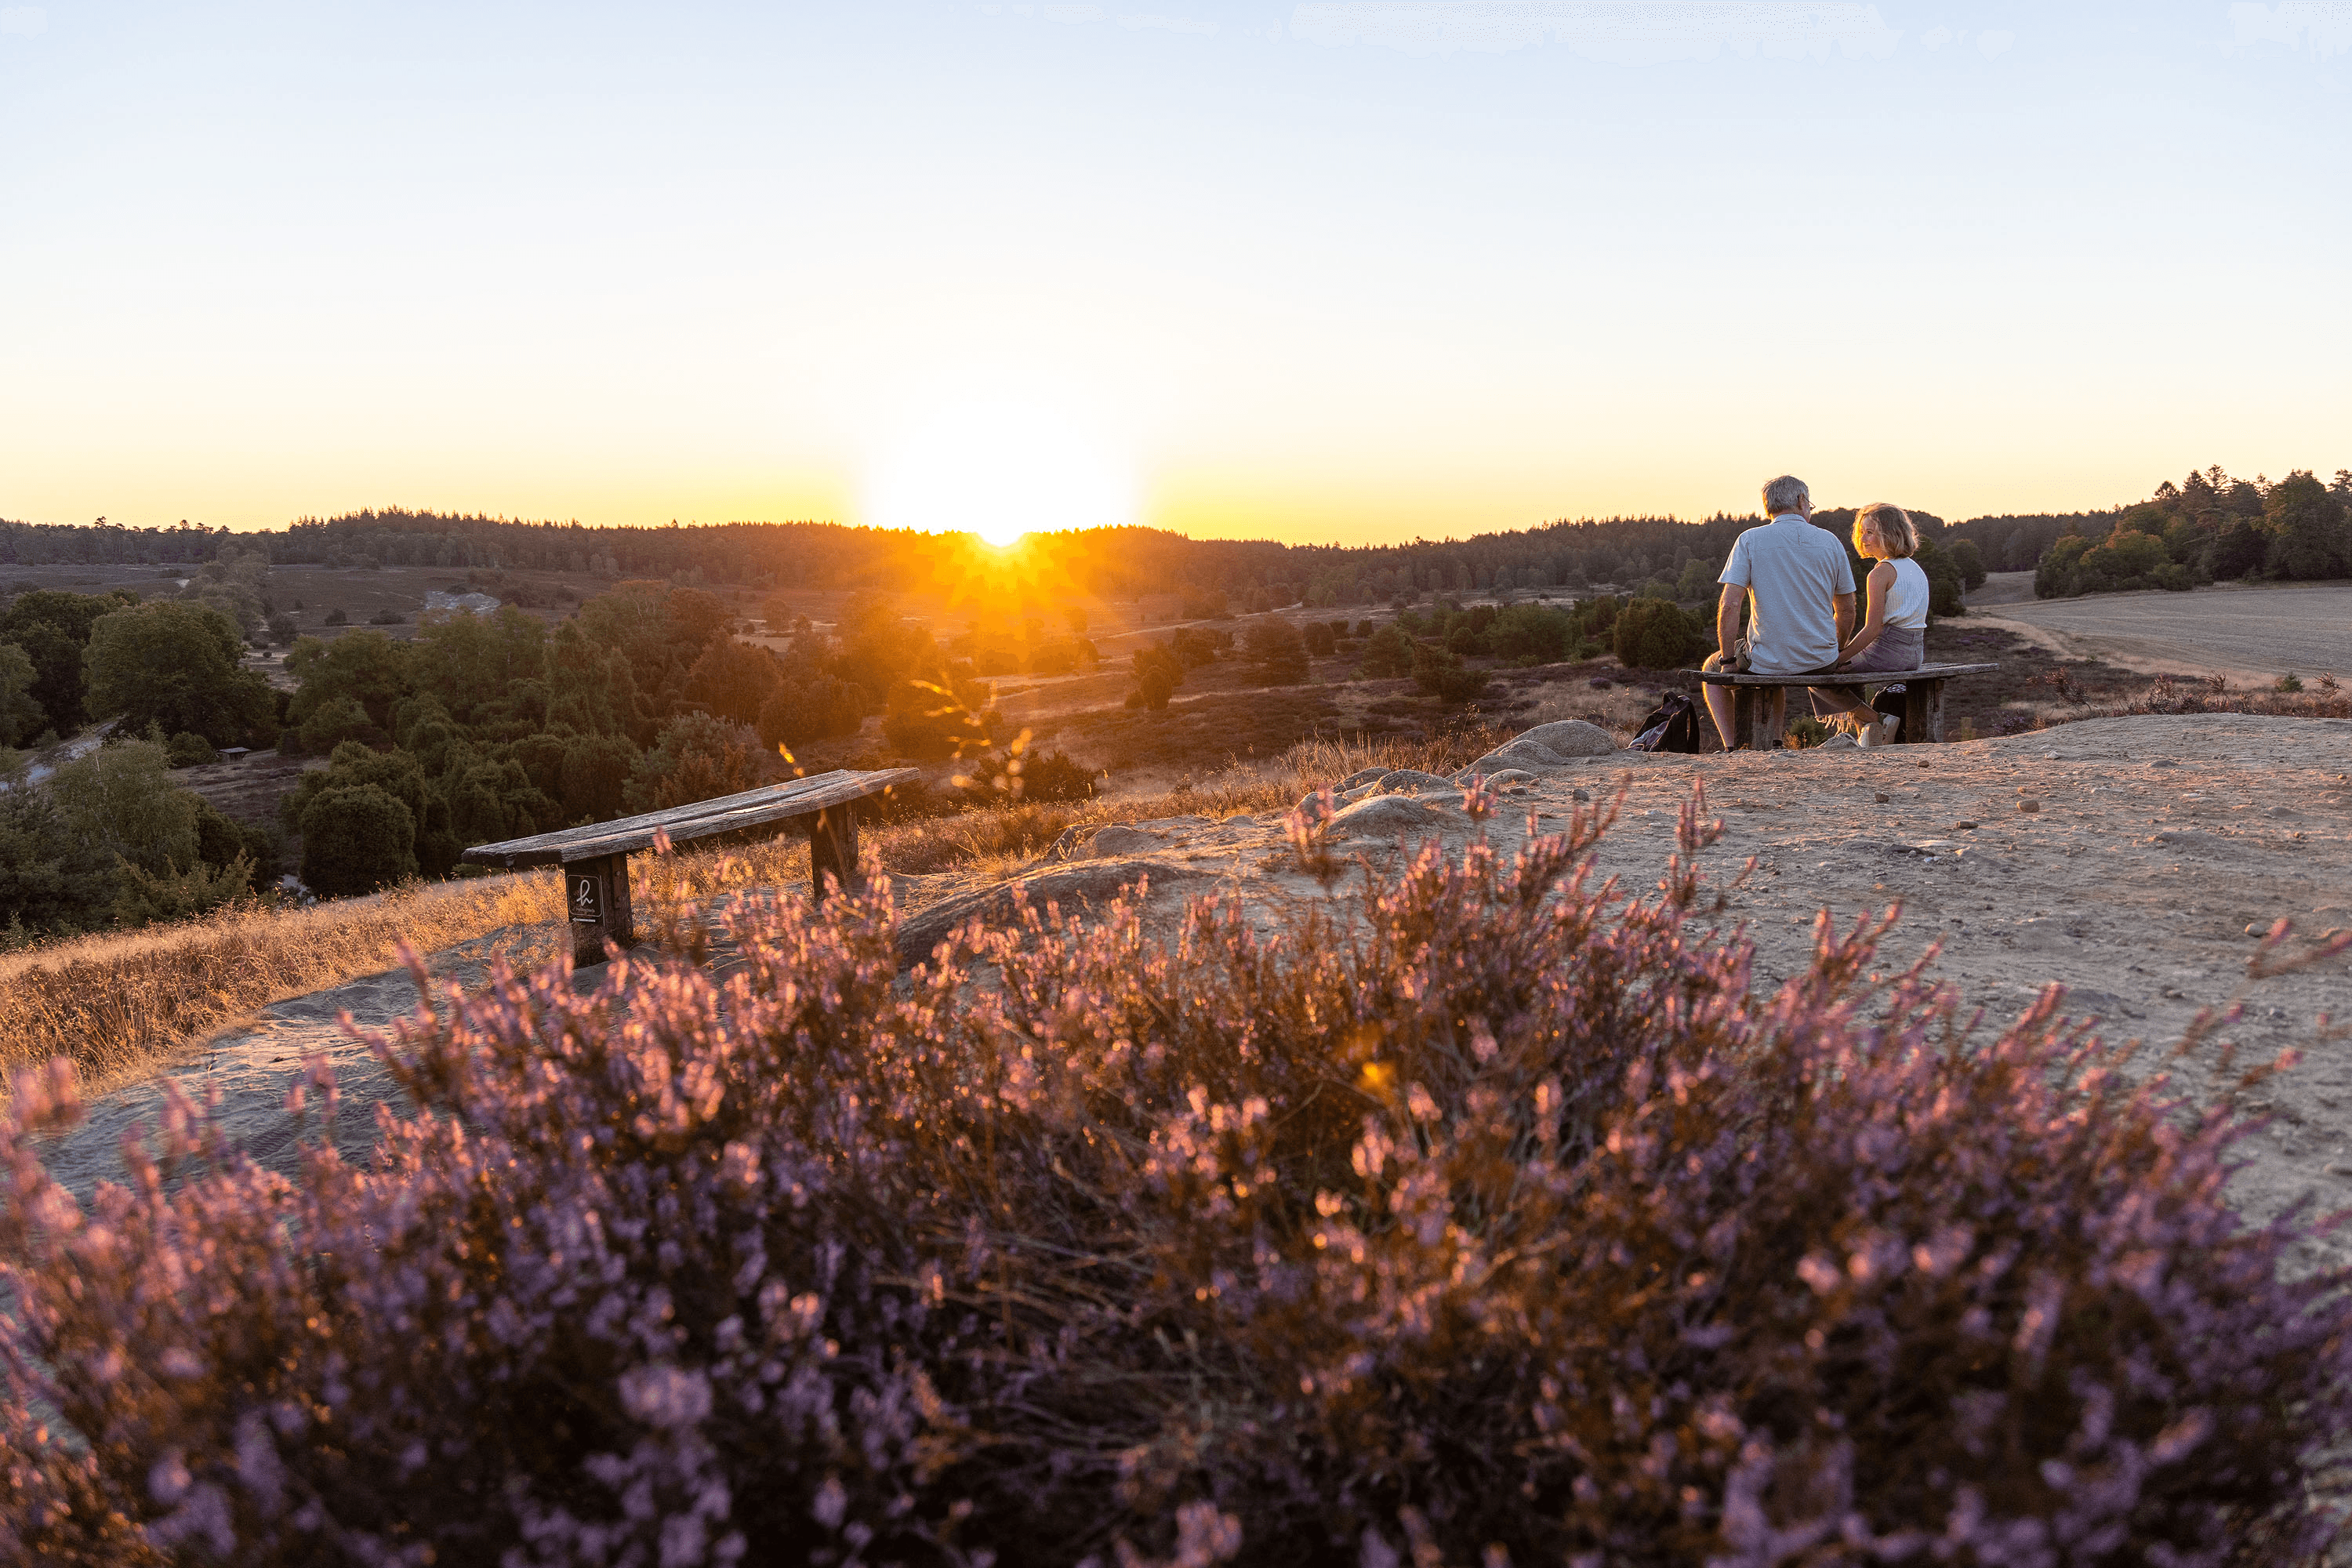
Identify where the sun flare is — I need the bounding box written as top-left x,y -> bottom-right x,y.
866,399 -> 1134,546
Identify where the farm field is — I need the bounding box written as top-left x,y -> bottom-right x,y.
1976,579 -> 2352,683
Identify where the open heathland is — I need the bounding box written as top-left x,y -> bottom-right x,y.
7,712 -> 2352,1563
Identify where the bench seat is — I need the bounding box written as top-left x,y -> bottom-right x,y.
463,767 -> 919,964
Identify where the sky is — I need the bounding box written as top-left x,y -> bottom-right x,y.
1,2 -> 2347,545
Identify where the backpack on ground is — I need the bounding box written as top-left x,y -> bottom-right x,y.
1630,692 -> 1700,754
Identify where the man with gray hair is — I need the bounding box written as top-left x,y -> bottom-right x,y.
1700,475 -> 1854,748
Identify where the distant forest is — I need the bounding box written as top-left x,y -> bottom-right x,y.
3,463 -> 2343,603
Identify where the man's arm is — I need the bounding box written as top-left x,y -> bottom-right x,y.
1716,583 -> 1744,660
1833,591 -> 1856,646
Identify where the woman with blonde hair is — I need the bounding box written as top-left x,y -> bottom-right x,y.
1809,503 -> 1929,748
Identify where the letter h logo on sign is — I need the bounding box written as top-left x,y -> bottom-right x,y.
570,868 -> 604,925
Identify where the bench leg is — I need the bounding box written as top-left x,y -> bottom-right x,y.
810,804 -> 861,901
567,852 -> 637,966
1737,686 -> 1780,751
1900,681 -> 1944,745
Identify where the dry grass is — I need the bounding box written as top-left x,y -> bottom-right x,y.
0,875 -> 568,1097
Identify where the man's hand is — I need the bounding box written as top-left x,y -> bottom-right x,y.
1715,583 -> 1743,661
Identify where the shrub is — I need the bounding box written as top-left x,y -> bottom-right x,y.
1139,666 -> 1174,710
296,782 -> 418,895
5,805 -> 2350,1563
1410,641 -> 1490,702
1302,620 -> 1337,658
623,713 -> 768,811
324,607 -> 348,626
1358,622 -> 1415,678
1242,618 -> 1309,684
755,673 -> 865,750
163,731 -> 216,768
1612,597 -> 1707,669
367,608 -> 405,626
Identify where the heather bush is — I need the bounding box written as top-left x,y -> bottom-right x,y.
5,799 -> 2351,1564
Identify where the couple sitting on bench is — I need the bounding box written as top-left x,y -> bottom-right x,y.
1700,474 -> 1927,751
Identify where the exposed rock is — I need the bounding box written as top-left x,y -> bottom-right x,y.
1374,768 -> 1459,795
1515,719 -> 1618,758
1480,768 -> 1537,789
1463,737 -> 1569,777
1326,793 -> 1457,843
1087,825 -> 1164,857
1338,768 -> 1387,790
897,861 -> 1221,968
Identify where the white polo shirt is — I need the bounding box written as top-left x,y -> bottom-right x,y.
1718,514 -> 1853,673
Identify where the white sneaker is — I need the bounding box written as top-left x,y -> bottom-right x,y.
1859,713 -> 1901,749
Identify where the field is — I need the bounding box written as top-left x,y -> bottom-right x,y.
1971,576 -> 2352,684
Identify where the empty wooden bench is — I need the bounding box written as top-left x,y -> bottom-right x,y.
463,768 -> 918,964
1693,662 -> 1998,752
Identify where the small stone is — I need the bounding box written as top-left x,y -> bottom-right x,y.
1873,792 -> 1890,804
2245,922 -> 2265,937
2017,800 -> 2040,814
2330,1162 -> 2352,1178
1571,789 -> 1592,803
1954,821 -> 1978,830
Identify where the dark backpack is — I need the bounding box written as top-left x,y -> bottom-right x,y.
1630,692 -> 1700,754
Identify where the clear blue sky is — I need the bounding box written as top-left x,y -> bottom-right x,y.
2,2 -> 2345,542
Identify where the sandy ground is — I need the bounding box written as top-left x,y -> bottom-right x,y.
31,715 -> 2352,1282
1974,579 -> 2352,684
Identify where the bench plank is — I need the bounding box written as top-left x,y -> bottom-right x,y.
1692,661 -> 1998,686
462,770 -> 910,868
546,771 -> 919,864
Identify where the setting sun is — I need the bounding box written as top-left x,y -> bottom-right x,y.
864,399 -> 1134,549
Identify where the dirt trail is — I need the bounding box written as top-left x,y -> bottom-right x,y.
31,715 -> 2352,1281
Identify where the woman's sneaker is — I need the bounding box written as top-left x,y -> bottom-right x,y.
1859,713 -> 1902,749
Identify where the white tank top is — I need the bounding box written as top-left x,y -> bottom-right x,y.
1883,558 -> 1930,630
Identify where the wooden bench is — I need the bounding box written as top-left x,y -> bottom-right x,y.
463,768 -> 919,964
1693,662 -> 1998,752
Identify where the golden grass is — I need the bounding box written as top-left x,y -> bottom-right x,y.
0,874 -> 568,1097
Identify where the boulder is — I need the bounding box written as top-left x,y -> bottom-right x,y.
1514,719 -> 1618,758
1374,768 -> 1460,795
1327,793 -> 1455,842
1086,824 -> 1164,858
1338,767 -> 1388,790
896,861 -> 1220,968
1461,737 -> 1570,777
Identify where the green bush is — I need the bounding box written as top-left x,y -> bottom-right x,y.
84,600 -> 278,749
298,782 -> 419,896
1612,597 -> 1707,670
1139,666 -> 1174,711
1358,623 -> 1415,678
1410,641 -> 1490,702
1302,621 -> 1337,658
164,731 -> 217,768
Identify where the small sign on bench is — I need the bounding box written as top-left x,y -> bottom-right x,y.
464,768 -> 919,966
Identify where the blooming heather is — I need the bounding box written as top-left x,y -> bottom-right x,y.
3,792 -> 2349,1565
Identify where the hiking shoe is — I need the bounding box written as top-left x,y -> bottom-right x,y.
1817,732 -> 1859,750
1860,713 -> 1901,749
